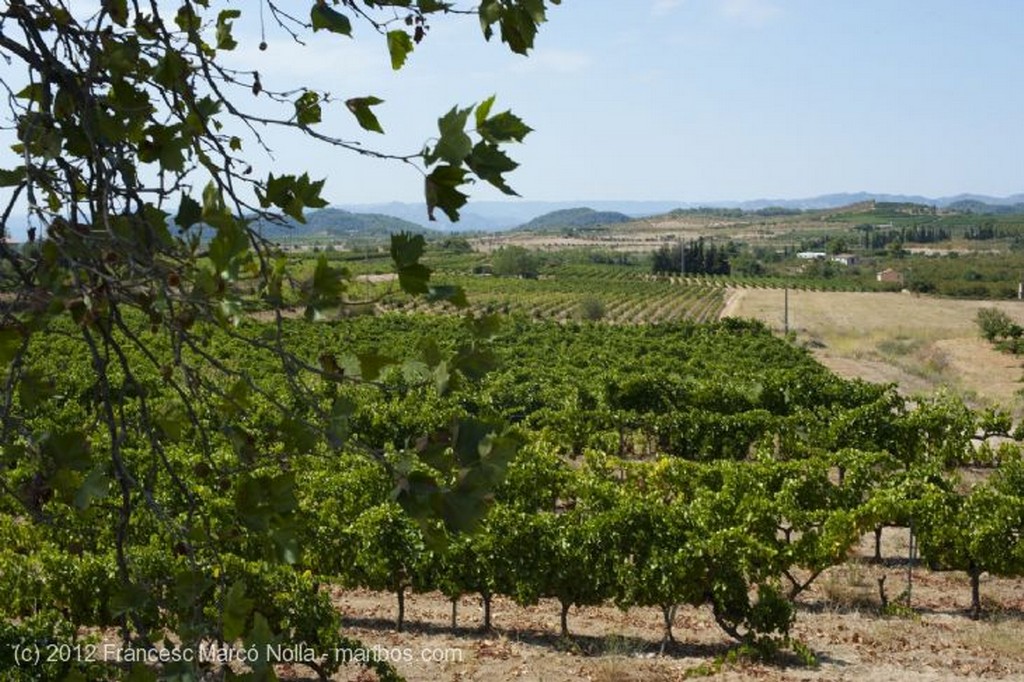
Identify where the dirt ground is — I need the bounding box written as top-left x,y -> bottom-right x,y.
722,289 -> 1024,414
291,527 -> 1024,681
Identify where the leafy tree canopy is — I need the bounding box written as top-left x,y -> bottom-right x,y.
0,0 -> 557,673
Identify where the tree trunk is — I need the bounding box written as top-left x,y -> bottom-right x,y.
482,593 -> 492,631
660,604 -> 676,654
396,587 -> 405,632
969,562 -> 982,620
710,598 -> 744,643
559,601 -> 570,638
873,525 -> 884,563
450,597 -> 458,630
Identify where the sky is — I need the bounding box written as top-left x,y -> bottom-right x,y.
221,0 -> 1024,206
3,1 -> 1024,212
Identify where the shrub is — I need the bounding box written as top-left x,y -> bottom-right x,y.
976,307 -> 1020,343
578,296 -> 606,321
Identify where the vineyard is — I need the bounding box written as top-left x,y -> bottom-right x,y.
321,252 -> 886,325
2,306 -> 1024,680
3,0 -> 1021,679
387,273 -> 726,323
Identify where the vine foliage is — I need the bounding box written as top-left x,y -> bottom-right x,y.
0,1 -> 557,678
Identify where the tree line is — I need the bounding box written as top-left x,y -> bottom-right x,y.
651,239 -> 736,276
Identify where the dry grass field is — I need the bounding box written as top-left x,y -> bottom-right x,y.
723,289 -> 1024,415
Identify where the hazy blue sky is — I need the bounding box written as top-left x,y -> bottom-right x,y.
3,1 -> 1023,211
225,0 -> 1022,206
218,0 -> 1024,204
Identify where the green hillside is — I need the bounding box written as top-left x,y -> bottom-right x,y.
518,207 -> 633,231
253,208 -> 437,241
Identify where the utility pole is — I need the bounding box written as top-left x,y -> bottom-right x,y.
783,287 -> 789,334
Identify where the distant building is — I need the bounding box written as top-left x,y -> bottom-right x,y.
876,268 -> 904,284
830,253 -> 859,266
796,251 -> 826,260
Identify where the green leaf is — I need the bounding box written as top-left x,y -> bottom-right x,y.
272,525 -> 300,566
125,664 -> 158,682
395,470 -> 443,524
468,313 -> 503,340
207,217 -> 249,280
222,581 -> 254,642
215,9 -> 241,50
412,430 -> 453,473
326,396 -> 355,448
424,165 -> 470,222
346,96 -> 385,134
390,232 -> 426,268
111,583 -> 152,619
478,0 -> 553,55
102,0 -> 129,26
478,109 -> 532,143
311,4 -> 352,35
398,263 -> 432,295
74,467 -> 110,510
417,0 -> 450,11
427,285 -> 468,308
357,352 -> 397,381
432,361 -> 451,395
174,194 -> 202,230
260,173 -> 328,222
279,416 -> 318,454
246,613 -> 279,673
233,471 -> 300,565
220,378 -> 251,417
23,369 -> 59,412
466,141 -> 519,195
389,233 -> 434,295
174,4 -> 200,32
430,106 -> 473,164
201,180 -> 232,228
453,346 -> 497,381
440,491 -> 490,533
294,91 -> 321,126
475,94 -> 496,128
387,30 -> 415,70
453,418 -> 494,467
138,123 -> 189,172
235,473 -> 298,532
154,51 -> 190,89
0,328 -> 24,370
15,83 -> 45,104
304,255 -> 346,319
173,569 -> 213,611
0,167 -> 26,187
419,337 -> 444,368
155,403 -> 188,441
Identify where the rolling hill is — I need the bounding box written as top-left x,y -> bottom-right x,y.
250,208 -> 436,241
515,207 -> 633,231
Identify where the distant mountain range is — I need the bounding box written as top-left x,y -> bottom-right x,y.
337,200 -> 685,232
341,193 -> 1024,231
730,192 -> 1024,212
4,193 -> 1023,242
